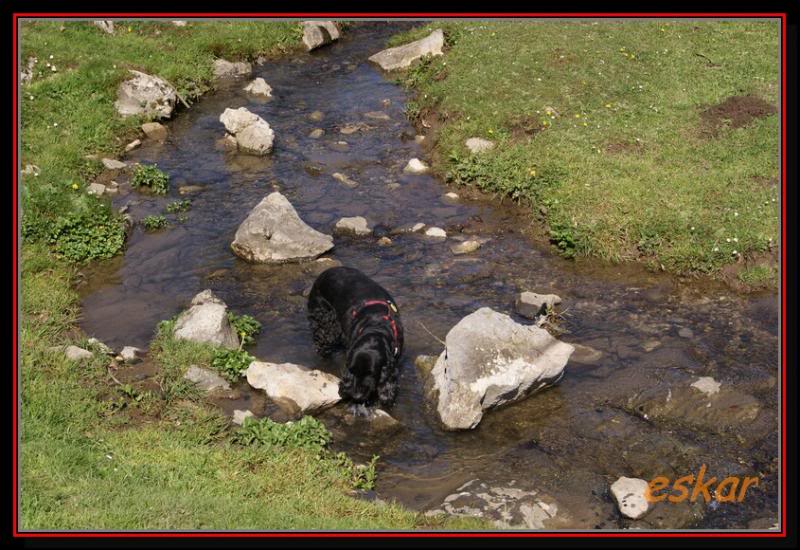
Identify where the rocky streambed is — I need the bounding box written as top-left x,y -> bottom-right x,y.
76,22 -> 780,530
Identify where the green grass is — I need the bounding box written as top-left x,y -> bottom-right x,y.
18,20 -> 488,531
391,21 -> 780,280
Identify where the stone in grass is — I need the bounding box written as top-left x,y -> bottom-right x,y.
87,183 -> 106,196
610,477 -> 651,520
368,29 -> 444,71
184,365 -> 231,392
403,158 -> 430,175
102,158 -> 127,170
334,216 -> 372,236
515,291 -> 562,319
465,137 -> 495,153
65,345 -> 93,362
233,409 -> 255,425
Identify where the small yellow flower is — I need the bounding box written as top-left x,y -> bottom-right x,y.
71,183 -> 79,190
605,103 -> 612,108
582,122 -> 588,127
488,129 -> 494,134
574,113 -> 581,118
127,27 -> 132,33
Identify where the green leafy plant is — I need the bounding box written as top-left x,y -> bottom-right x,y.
233,416 -> 332,451
142,214 -> 169,231
549,223 -> 578,259
131,164 -> 170,195
46,211 -> 126,262
227,313 -> 262,346
166,199 -> 191,213
211,348 -> 254,382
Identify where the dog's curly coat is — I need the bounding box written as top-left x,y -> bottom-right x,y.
307,266 -> 404,407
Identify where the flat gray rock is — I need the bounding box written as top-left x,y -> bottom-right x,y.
368,29 -> 444,71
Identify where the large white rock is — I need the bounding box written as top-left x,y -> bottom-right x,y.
301,21 -> 340,51
115,70 -> 177,119
426,307 -> 574,430
243,77 -> 272,97
172,290 -> 239,349
231,192 -> 334,263
610,477 -> 651,519
368,29 -> 444,71
213,58 -> 252,78
219,107 -> 274,155
245,361 -> 341,414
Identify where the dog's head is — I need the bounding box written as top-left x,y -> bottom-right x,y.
340,335 -> 391,405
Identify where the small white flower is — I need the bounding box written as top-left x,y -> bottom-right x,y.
53,122 -> 58,127
49,54 -> 53,59
714,247 -> 719,252
734,212 -> 739,217
726,238 -> 731,242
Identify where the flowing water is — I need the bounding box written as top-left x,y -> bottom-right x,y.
78,23 -> 780,530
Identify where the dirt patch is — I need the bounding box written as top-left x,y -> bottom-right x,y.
547,47 -> 578,67
605,140 -> 645,155
699,95 -> 776,137
507,115 -> 544,141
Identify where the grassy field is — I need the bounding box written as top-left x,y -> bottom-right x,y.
390,20 -> 780,284
18,20 -> 484,531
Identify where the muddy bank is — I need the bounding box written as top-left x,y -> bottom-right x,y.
77,22 -> 779,530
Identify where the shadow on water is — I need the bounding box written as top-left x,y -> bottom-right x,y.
78,22 -> 779,529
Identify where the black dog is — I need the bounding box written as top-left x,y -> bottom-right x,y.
307,266 -> 403,407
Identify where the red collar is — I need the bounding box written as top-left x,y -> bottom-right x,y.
350,299 -> 401,356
